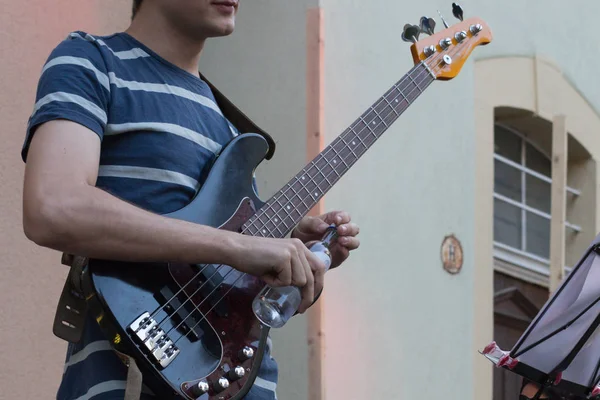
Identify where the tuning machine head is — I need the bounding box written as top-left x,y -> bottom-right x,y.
419,17 -> 436,36
452,3 -> 464,21
401,24 -> 421,43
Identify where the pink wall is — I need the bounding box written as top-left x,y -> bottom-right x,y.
0,1 -> 130,397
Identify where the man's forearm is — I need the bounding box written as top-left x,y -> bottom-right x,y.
24,185 -> 243,266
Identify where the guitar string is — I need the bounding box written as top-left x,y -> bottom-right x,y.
135,50 -> 449,335
168,49 -> 458,345
141,265 -> 234,344
144,56 -> 441,338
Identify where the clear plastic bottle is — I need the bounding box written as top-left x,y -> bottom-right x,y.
252,226 -> 338,328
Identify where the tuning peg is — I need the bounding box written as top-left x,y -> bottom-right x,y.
437,10 -> 450,28
401,24 -> 420,43
452,3 -> 464,21
419,17 -> 436,35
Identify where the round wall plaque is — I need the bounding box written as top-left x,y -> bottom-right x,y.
441,234 -> 463,274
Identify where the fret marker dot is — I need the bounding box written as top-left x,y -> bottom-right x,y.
314,192 -> 318,197
275,218 -> 279,222
352,141 -> 356,145
302,176 -> 306,180
333,159 -> 337,164
262,229 -> 266,234
395,99 -> 399,103
286,206 -> 291,210
372,121 -> 376,125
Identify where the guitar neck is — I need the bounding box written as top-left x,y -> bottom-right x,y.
243,62 -> 435,237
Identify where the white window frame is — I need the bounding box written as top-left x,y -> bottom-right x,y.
493,123 -> 581,278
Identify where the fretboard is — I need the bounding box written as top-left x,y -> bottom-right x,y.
243,62 -> 435,238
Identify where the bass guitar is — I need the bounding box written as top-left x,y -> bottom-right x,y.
75,10 -> 492,400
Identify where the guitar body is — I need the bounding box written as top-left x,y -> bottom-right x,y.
81,133 -> 272,400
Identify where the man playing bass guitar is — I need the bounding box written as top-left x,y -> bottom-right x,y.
21,1 -> 360,399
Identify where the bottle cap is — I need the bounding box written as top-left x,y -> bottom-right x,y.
321,225 -> 339,247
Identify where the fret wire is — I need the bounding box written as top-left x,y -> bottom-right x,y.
383,95 -> 400,117
359,116 -> 378,139
268,208 -> 284,231
329,144 -> 348,170
311,161 -> 327,193
318,156 -> 338,189
280,188 -> 293,217
315,155 -> 337,185
396,84 -> 409,104
340,135 -> 359,161
288,180 -> 312,212
371,107 -> 388,129
243,224 -> 257,236
263,198 -> 286,231
257,214 -> 271,235
349,126 -> 369,155
273,197 -> 288,226
299,171 -> 314,200
287,181 -> 301,199
328,144 -> 350,172
258,217 -> 274,237
271,223 -> 284,237
408,72 -> 423,94
244,216 -> 263,235
381,97 -> 400,127
312,165 -> 330,191
305,169 -> 321,196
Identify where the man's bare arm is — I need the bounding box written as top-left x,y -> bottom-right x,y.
23,120 -> 244,265
22,120 -> 326,312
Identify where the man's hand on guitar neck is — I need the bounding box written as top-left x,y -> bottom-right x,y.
227,211 -> 360,314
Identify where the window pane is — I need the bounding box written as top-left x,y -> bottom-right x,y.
526,144 -> 551,177
526,174 -> 551,214
526,212 -> 550,259
494,198 -> 522,249
494,160 -> 522,201
494,125 -> 522,163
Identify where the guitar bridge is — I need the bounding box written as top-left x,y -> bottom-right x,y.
129,312 -> 180,368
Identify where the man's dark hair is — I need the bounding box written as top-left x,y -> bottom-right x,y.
132,0 -> 143,18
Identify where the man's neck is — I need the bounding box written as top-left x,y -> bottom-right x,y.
125,10 -> 206,77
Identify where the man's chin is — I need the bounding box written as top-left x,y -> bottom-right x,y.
206,21 -> 236,37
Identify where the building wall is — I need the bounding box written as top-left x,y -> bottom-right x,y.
0,1 -> 130,398
316,1 -> 600,400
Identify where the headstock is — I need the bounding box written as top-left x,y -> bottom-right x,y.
402,3 -> 492,81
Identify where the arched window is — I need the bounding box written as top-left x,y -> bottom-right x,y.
492,108 -> 593,284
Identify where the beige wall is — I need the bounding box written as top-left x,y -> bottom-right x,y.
317,1 -> 600,400
0,1 -> 130,397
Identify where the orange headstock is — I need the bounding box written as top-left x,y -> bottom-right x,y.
403,12 -> 492,81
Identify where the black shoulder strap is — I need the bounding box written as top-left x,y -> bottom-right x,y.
200,72 -> 276,160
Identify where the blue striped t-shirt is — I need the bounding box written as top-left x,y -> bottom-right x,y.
24,31 -> 278,400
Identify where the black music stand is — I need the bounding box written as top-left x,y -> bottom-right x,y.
482,234 -> 600,399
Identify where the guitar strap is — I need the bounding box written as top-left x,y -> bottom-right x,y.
52,73 -> 277,399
